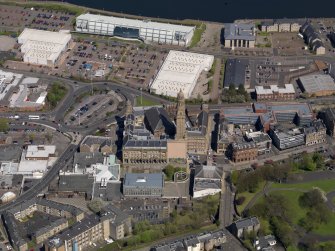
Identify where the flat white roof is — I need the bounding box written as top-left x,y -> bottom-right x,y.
150,50 -> 214,98
0,70 -> 23,101
18,28 -> 71,45
299,74 -> 335,93
77,13 -> 195,33
18,28 -> 71,64
255,84 -> 295,95
26,145 -> 56,159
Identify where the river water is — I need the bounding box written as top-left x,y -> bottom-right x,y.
65,0 -> 334,23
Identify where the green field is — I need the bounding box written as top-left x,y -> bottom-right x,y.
135,96 -> 159,107
251,179 -> 335,237
271,179 -> 335,193
270,190 -> 307,225
189,23 -> 206,48
236,181 -> 265,214
313,214 -> 335,235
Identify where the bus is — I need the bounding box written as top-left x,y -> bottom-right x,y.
28,115 -> 40,120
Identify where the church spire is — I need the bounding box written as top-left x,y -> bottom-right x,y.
176,89 -> 186,140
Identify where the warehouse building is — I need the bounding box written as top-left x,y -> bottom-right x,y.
150,50 -> 214,98
76,13 -> 195,46
223,23 -> 255,48
18,28 -> 71,67
298,74 -> 335,97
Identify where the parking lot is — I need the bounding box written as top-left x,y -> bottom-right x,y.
51,39 -> 167,89
0,5 -> 75,32
65,91 -> 121,126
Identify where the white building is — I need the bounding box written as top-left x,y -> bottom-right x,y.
193,165 -> 222,198
25,145 -> 56,160
76,13 -> 195,46
18,28 -> 71,67
150,50 -> 214,98
0,70 -> 23,102
85,155 -> 120,187
17,145 -> 57,176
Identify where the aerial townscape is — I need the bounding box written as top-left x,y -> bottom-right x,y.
1,1 -> 335,251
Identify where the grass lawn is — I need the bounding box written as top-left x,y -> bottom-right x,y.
135,96 -> 159,107
271,179 -> 335,193
313,214 -> 335,235
287,246 -> 299,251
236,181 -> 265,214
254,189 -> 335,236
189,23 -> 206,48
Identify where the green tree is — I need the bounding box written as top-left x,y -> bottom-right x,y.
238,84 -> 245,93
302,153 -> 317,171
0,118 -> 9,132
87,198 -> 104,213
270,216 -> 295,248
299,189 -> 324,208
312,152 -> 325,169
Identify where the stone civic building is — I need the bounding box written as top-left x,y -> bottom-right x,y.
303,120 -> 326,146
175,90 -> 210,155
223,23 -> 256,48
123,173 -> 164,197
229,141 -> 258,163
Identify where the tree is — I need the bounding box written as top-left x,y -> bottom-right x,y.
0,118 -> 9,132
163,165 -> 175,181
45,132 -> 52,143
236,196 -> 246,205
312,152 -> 325,169
299,189 -> 324,208
238,84 -> 245,93
87,198 -> 104,213
270,216 -> 295,248
229,84 -> 236,92
302,153 -> 317,171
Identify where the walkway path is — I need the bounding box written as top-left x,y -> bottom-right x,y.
326,191 -> 335,211
210,58 -> 221,102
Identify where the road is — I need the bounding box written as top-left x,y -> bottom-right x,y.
220,172 -> 234,227
0,143 -> 78,213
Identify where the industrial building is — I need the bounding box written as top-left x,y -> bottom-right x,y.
76,13 -> 195,46
255,84 -> 296,101
298,74 -> 335,97
223,59 -> 251,89
17,145 -> 57,176
223,23 -> 256,48
123,173 -> 164,197
150,50 -> 214,98
18,28 -> 71,67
